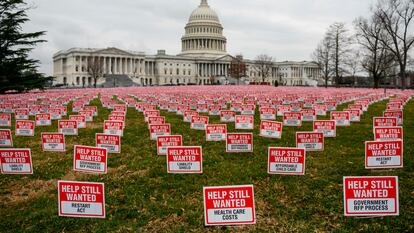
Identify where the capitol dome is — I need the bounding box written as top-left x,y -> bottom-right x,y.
179,0 -> 227,57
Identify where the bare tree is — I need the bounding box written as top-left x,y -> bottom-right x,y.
344,49 -> 363,86
253,54 -> 274,83
354,15 -> 396,88
312,36 -> 332,88
229,55 -> 246,85
325,22 -> 353,85
375,0 -> 414,89
87,54 -> 104,88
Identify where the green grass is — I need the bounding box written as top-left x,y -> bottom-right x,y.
0,96 -> 413,232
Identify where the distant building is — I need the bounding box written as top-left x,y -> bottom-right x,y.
53,0 -> 321,87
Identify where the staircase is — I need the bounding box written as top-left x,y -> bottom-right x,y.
102,75 -> 137,88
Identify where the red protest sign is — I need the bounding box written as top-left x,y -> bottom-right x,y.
157,135 -> 183,155
0,113 -> 11,127
331,111 -> 351,126
206,124 -> 227,141
373,117 -> 398,128
260,107 -> 276,120
73,145 -> 107,174
259,120 -> 282,139
220,110 -> 236,122
313,120 -> 336,138
0,129 -> 13,147
296,132 -> 324,151
35,113 -> 51,126
58,181 -> 105,218
144,110 -> 160,122
79,110 -> 94,122
226,133 -> 253,153
148,116 -> 165,128
383,111 -> 403,125
191,116 -> 209,130
96,133 -> 121,153
149,124 -> 171,140
41,133 -> 65,152
103,120 -> 124,136
365,140 -> 403,169
241,104 -> 255,115
268,147 -> 306,175
346,109 -> 361,122
58,120 -> 78,136
203,185 -> 256,226
167,146 -> 202,173
343,176 -> 399,216
283,112 -> 302,126
69,115 -> 86,129
301,109 -> 316,122
235,115 -> 254,130
15,120 -> 35,136
374,127 -> 403,141
0,148 -> 32,174
184,110 -> 198,122
15,109 -> 29,120
108,115 -> 125,122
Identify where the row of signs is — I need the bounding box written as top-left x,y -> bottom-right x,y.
55,176 -> 399,221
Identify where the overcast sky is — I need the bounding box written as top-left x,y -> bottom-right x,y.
24,0 -> 375,75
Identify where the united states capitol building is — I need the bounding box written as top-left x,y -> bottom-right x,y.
53,0 -> 321,87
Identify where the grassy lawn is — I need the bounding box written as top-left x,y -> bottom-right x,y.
0,89 -> 413,232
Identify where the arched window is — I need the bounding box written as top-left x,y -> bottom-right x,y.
63,77 -> 67,85
88,77 -> 92,86
82,77 -> 86,87
76,77 -> 80,85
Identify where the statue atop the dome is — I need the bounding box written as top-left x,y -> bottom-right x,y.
200,0 -> 209,7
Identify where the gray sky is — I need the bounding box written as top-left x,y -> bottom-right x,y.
24,0 -> 375,75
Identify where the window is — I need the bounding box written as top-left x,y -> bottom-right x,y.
176,68 -> 179,75
75,66 -> 79,72
76,77 -> 80,85
63,77 -> 67,85
165,69 -> 167,75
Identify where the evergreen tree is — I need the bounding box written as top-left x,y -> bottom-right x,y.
0,0 -> 52,94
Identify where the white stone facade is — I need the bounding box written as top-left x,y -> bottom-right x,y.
53,0 -> 321,87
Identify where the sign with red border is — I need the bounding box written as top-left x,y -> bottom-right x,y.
0,148 -> 32,174
313,120 -> 336,138
58,120 -> 78,136
0,113 -> 11,127
383,111 -> 403,125
235,115 -> 254,130
296,132 -> 324,151
58,180 -> 105,218
15,120 -> 35,136
365,140 -> 403,169
191,116 -> 209,130
301,109 -> 316,122
373,117 -> 397,128
259,120 -> 282,138
157,135 -> 183,155
268,147 -> 305,175
96,133 -> 121,154
206,124 -> 227,141
283,112 -> 302,126
343,176 -> 399,216
331,111 -> 351,126
35,113 -> 51,126
0,129 -> 13,147
41,133 -> 65,152
184,110 -> 199,122
203,185 -> 256,226
167,146 -> 202,173
220,110 -> 236,122
374,127 -> 403,141
260,108 -> 276,120
73,145 -> 107,174
226,133 -> 253,153
149,124 -> 171,140
69,115 -> 86,129
103,120 -> 124,136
